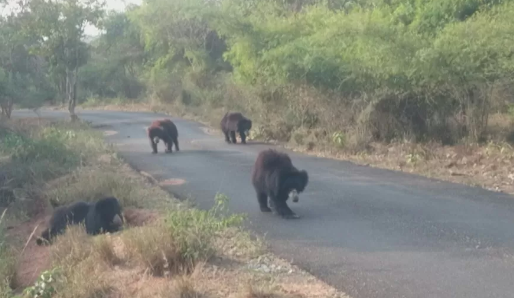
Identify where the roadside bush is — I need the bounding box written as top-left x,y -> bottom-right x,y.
82,0 -> 514,148
123,193 -> 245,275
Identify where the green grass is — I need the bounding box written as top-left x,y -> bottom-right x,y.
0,210 -> 15,298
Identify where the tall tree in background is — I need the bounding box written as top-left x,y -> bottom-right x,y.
79,9 -> 146,100
26,0 -> 105,120
0,2 -> 53,119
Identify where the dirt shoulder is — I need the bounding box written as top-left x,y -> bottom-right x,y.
0,117 -> 348,298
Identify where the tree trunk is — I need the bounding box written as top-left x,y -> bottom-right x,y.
0,98 -> 13,119
66,67 -> 79,122
60,76 -> 66,106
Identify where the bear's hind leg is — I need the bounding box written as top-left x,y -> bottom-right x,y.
165,140 -> 173,153
223,130 -> 231,143
173,138 -> 180,151
257,192 -> 271,212
239,131 -> 247,144
230,131 -> 237,144
150,137 -> 158,154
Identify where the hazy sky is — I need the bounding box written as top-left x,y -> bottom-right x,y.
85,0 -> 142,36
0,0 -> 142,36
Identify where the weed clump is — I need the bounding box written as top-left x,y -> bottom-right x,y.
123,194 -> 245,276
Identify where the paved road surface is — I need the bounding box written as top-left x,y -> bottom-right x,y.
12,109 -> 514,298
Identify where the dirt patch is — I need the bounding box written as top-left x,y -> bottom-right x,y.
200,126 -> 220,136
8,213 -> 52,290
123,208 -> 159,227
8,207 -> 158,290
103,130 -> 119,136
158,178 -> 187,186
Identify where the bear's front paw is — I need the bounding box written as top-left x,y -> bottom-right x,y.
282,213 -> 300,219
260,206 -> 272,213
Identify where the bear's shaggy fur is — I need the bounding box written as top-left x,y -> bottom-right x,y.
251,149 -> 309,219
220,112 -> 252,144
85,196 -> 124,235
36,197 -> 124,245
147,119 -> 179,154
36,201 -> 91,245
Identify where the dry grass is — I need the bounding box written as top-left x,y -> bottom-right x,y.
241,285 -> 283,298
121,222 -> 180,276
43,162 -> 172,209
35,225 -> 344,298
169,275 -> 204,298
46,226 -> 114,298
28,215 -> 342,298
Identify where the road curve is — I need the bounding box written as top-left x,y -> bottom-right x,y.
12,109 -> 514,298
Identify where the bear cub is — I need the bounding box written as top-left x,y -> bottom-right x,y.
220,112 -> 252,144
147,119 -> 180,154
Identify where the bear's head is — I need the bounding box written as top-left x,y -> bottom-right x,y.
36,230 -> 51,246
283,170 -> 309,203
95,197 -> 124,233
238,118 -> 252,134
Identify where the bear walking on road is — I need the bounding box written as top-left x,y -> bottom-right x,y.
220,112 -> 252,144
251,149 -> 309,219
147,119 -> 179,154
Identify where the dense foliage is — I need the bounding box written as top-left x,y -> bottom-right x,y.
0,0 -> 103,118
2,0 -> 514,147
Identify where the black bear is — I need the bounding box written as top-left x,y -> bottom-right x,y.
220,112 -> 252,144
36,197 -> 124,246
251,149 -> 309,219
36,201 -> 90,245
147,119 -> 180,154
85,196 -> 124,235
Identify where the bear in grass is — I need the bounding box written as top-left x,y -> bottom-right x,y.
85,196 -> 124,236
220,112 -> 252,144
147,119 -> 180,154
36,197 -> 124,245
251,149 -> 309,219
36,201 -> 90,245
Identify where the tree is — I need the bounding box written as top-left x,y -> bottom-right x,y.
25,0 -> 105,120
79,10 -> 146,100
0,6 -> 51,119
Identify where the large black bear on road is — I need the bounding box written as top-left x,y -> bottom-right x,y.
251,149 -> 309,219
36,197 -> 124,245
220,112 -> 252,144
147,119 -> 180,154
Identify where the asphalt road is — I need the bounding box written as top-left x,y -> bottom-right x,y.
12,109 -> 514,298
